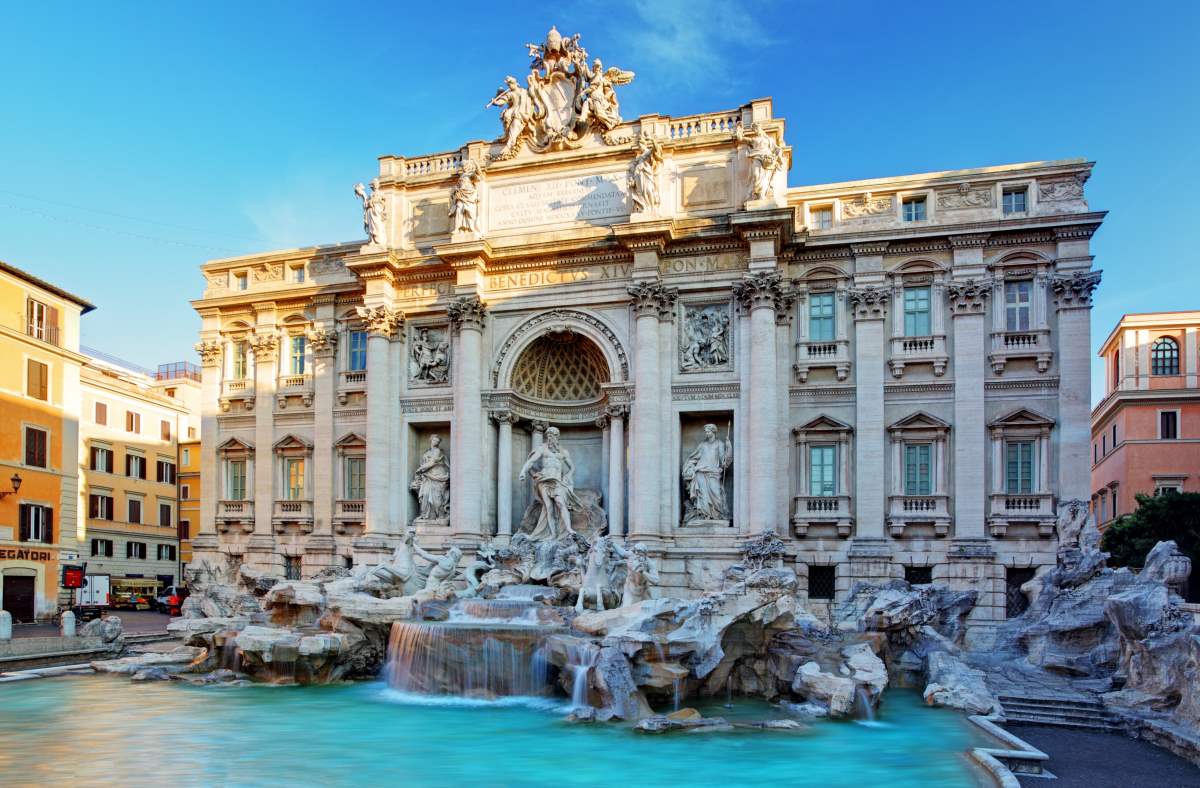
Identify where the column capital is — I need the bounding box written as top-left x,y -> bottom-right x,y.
1051,270 -> 1102,310
489,409 -> 519,426
356,305 -> 405,339
627,281 -> 677,319
530,419 -> 549,434
306,328 -> 339,356
732,271 -> 786,313
594,414 -> 610,429
249,332 -> 279,361
448,294 -> 488,333
605,403 -> 629,420
946,277 -> 993,315
774,289 -> 796,325
847,286 -> 890,320
194,339 -> 222,367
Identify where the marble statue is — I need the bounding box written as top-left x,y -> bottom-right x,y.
449,160 -> 482,234
411,435 -> 450,523
518,426 -> 578,539
367,529 -> 422,596
354,178 -> 387,247
410,327 -> 449,384
682,424 -> 733,523
680,305 -> 730,370
577,536 -> 627,613
487,28 -> 635,159
735,122 -> 784,203
622,542 -> 659,607
417,545 -> 464,596
628,133 -> 664,214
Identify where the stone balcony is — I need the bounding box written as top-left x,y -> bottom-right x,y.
338,370 -> 367,404
219,379 -> 254,411
888,335 -> 948,378
988,492 -> 1056,537
793,339 -> 850,382
216,500 -> 254,534
988,329 -> 1052,374
791,495 -> 853,537
334,499 -> 365,533
273,499 -> 314,533
887,494 -> 951,537
276,374 -> 313,409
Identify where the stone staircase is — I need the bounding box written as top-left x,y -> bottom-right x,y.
999,694 -> 1124,733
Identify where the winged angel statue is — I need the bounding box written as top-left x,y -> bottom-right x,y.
486,26 -> 634,160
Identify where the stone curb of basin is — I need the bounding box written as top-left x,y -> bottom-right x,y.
966,715 -> 1051,787
0,663 -> 96,683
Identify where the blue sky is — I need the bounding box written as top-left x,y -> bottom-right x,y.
1,1 -> 1196,403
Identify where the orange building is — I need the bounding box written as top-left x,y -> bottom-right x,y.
1092,311 -> 1200,529
0,260 -> 94,622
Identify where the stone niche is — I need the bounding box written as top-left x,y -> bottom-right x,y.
679,411 -> 735,529
407,422 -> 450,528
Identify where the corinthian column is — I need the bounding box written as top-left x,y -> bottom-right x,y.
947,276 -> 992,540
628,282 -> 671,540
448,295 -> 488,539
357,305 -> 403,536
249,330 -> 278,541
193,339 -> 222,553
606,405 -> 628,537
491,410 -> 517,537
733,272 -> 785,534
308,324 -> 338,544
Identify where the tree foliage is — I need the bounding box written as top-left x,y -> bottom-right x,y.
1101,492 -> 1200,569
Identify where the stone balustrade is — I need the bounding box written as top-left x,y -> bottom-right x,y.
887,494 -> 952,537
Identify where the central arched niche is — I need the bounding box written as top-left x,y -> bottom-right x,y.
510,331 -> 610,403
507,330 -> 611,526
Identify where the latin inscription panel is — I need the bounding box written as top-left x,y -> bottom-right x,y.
489,172 -> 629,231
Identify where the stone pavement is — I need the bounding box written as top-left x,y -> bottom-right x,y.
11,610 -> 171,638
1008,724 -> 1200,787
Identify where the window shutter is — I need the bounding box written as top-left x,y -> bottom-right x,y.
89,495 -> 97,519
139,459 -> 146,480
42,508 -> 52,544
126,541 -> 133,559
18,504 -> 30,541
125,454 -> 131,476
96,402 -> 107,425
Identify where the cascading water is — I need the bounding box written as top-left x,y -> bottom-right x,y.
565,642 -> 598,709
854,687 -> 877,723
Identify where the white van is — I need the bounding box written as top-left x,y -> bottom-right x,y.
77,574 -> 111,619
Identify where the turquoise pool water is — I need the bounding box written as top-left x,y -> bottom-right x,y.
0,676 -> 988,786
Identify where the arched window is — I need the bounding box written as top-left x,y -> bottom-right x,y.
1151,336 -> 1180,376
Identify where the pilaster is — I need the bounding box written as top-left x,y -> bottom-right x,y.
308,306 -> 338,546
848,281 -> 889,543
357,304 -> 404,536
193,336 -> 222,554
249,323 -> 278,539
1052,269 -> 1102,502
947,275 -> 992,540
448,294 -> 488,539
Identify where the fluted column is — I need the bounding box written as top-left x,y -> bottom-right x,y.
357,305 -> 402,536
193,340 -> 222,548
449,295 -> 487,539
733,272 -> 785,534
309,325 -> 338,539
492,411 -> 517,537
249,331 -> 278,538
606,405 -> 627,538
628,282 -> 669,539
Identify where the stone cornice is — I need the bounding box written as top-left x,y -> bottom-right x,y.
947,233 -> 991,249
850,242 -> 889,257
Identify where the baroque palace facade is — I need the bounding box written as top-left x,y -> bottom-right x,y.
191,29 -> 1104,641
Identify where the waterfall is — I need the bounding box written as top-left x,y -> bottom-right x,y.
385,621 -> 553,698
565,641 -> 597,709
216,630 -> 242,672
854,687 -> 876,723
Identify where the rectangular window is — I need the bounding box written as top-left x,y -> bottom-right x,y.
289,336 -> 307,375
126,541 -> 147,560
128,498 -> 143,524
157,544 -> 177,561
1005,280 -> 1032,332
284,556 -> 302,581
26,359 -> 49,401
807,565 -> 835,600
24,426 -> 48,468
902,196 -> 926,222
808,293 -> 836,342
161,420 -> 171,441
232,341 -> 248,380
95,402 -> 107,425
1102,435 -> 1107,455
88,493 -> 114,520
904,565 -> 933,585
156,460 -> 176,484
18,504 -> 52,543
904,443 -> 932,496
1160,411 -> 1179,440
1005,441 -> 1035,494
90,446 -> 114,472
1002,188 -> 1027,215
290,265 -> 305,284
180,484 -> 191,500
127,454 -> 146,480
809,445 -> 836,497
1006,568 -> 1037,618
178,521 -> 191,541
1111,424 -> 1117,447
227,460 -> 247,500
182,448 -> 191,466
126,411 -> 141,434
903,287 -> 932,336
345,457 -> 366,500
349,331 -> 368,371
810,206 -> 833,230
286,458 -> 306,500
26,298 -> 51,341
159,503 -> 172,528
91,538 -> 114,557
235,273 -> 248,291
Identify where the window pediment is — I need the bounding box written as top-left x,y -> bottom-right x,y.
793,415 -> 853,438
988,408 -> 1054,430
335,432 -> 367,456
217,437 -> 255,457
273,434 -> 312,455
888,411 -> 950,435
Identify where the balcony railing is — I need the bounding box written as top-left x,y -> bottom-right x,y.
273,499 -> 314,533
23,318 -> 61,347
794,338 -> 851,382
989,329 -> 1052,374
988,492 -> 1056,537
218,500 -> 253,518
791,494 -> 853,538
886,494 -> 951,537
888,335 -> 948,378
277,373 -> 312,391
222,379 -> 253,397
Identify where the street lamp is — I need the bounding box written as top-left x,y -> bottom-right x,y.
0,473 -> 21,499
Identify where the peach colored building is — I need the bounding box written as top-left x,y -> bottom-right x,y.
1091,311 -> 1200,527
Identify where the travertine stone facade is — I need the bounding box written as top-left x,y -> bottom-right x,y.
191,31 -> 1104,642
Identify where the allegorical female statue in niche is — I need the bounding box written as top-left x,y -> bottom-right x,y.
411,434 -> 450,522
682,423 -> 733,523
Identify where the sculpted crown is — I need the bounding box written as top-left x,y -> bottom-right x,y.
946,278 -> 993,314
448,295 -> 488,332
356,305 -> 405,338
732,271 -> 788,312
1050,270 -> 1102,308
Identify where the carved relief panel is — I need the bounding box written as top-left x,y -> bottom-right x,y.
678,301 -> 733,374
408,323 -> 451,386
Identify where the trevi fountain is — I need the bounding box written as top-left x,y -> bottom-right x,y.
5,25 -> 1199,788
